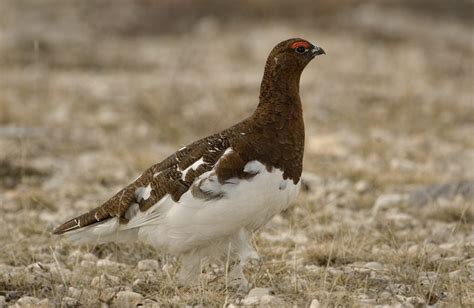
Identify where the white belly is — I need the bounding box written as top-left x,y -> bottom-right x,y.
138,161 -> 300,254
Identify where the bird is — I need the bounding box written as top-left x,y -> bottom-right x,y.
53,38 -> 325,290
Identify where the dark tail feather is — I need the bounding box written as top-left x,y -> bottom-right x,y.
53,206 -> 112,234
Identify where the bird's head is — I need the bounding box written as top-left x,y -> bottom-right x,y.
268,38 -> 325,73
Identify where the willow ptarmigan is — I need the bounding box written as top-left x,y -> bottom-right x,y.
54,38 -> 325,289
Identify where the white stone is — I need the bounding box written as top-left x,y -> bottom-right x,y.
444,256 -> 464,262
364,262 -> 383,271
380,291 -> 391,300
309,299 -> 321,308
247,287 -> 274,297
162,263 -> 174,273
241,288 -> 277,305
62,297 -> 78,307
96,259 -> 126,269
82,253 -> 98,262
80,260 -> 95,268
68,287 -> 82,299
373,194 -> 409,213
355,181 -> 369,193
114,291 -> 143,307
16,296 -> 40,306
91,273 -> 120,288
259,295 -> 284,305
137,259 -> 159,271
241,296 -> 259,306
449,270 -> 462,280
327,268 -> 344,276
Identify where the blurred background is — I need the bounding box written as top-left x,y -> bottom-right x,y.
0,0 -> 472,306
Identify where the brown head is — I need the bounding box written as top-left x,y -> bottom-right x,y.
259,38 -> 325,106
269,38 -> 325,72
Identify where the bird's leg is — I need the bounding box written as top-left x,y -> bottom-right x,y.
227,229 -> 260,293
177,252 -> 202,288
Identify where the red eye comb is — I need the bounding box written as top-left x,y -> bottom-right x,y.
291,41 -> 310,49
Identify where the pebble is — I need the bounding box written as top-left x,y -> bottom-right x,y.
444,256 -> 464,262
247,287 -> 274,297
62,297 -> 78,307
327,268 -> 344,276
305,265 -> 323,273
91,273 -> 120,288
242,288 -> 279,306
380,291 -> 391,300
68,287 -> 82,299
259,295 -> 284,305
464,258 -> 474,273
364,262 -> 383,271
241,296 -> 259,306
96,259 -> 127,269
373,193 -> 408,212
162,263 -> 174,273
448,270 -> 462,280
16,296 -> 40,306
137,259 -> 160,271
80,260 -> 96,268
309,299 -> 320,308
355,181 -> 369,193
114,291 -> 143,307
407,245 -> 419,254
82,253 -> 98,262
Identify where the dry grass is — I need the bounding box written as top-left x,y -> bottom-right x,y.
0,0 -> 473,306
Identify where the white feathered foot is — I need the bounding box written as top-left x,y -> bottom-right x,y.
176,228 -> 260,292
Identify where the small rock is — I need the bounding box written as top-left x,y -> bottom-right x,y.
305,265 -> 323,273
408,296 -> 425,305
62,297 -> 78,307
91,273 -> 120,288
68,287 -> 82,299
137,259 -> 159,271
114,291 -> 143,307
96,259 -> 126,269
439,242 -> 456,250
309,299 -> 320,308
82,253 -> 98,262
37,299 -> 49,306
242,288 -> 276,305
259,295 -> 284,305
358,293 -> 376,305
241,296 -> 260,306
444,256 -> 464,262
16,296 -> 40,306
247,287 -> 274,297
449,270 -> 462,280
142,299 -> 161,308
80,260 -> 96,268
463,258 -> 474,273
364,262 -> 383,271
355,181 -> 369,193
373,194 -> 408,212
407,245 -> 419,254
162,263 -> 174,273
380,291 -> 391,300
327,268 -> 343,276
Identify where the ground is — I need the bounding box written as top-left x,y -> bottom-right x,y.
0,1 -> 473,307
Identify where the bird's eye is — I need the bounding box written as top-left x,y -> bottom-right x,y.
296,46 -> 307,54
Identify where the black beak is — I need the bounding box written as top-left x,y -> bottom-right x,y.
311,46 -> 326,56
